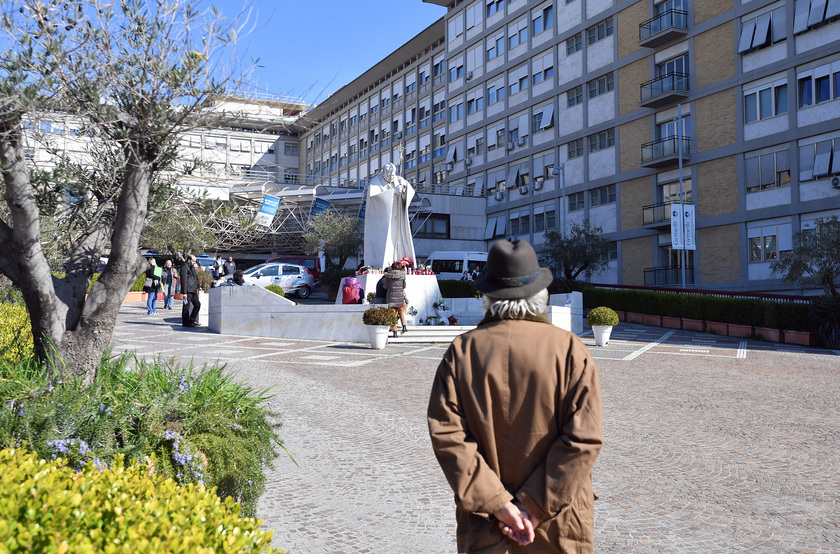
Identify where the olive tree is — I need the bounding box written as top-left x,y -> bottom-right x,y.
301,211 -> 363,270
0,0 -> 246,383
770,216 -> 840,297
542,220 -> 612,293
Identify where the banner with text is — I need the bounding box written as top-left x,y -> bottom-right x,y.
255,194 -> 280,227
683,204 -> 696,250
671,203 -> 685,249
310,198 -> 331,218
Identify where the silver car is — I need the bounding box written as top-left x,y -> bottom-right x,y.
242,263 -> 316,299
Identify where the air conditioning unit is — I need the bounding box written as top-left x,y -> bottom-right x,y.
832,176 -> 840,189
494,190 -> 505,201
466,71 -> 474,80
517,138 -> 526,146
507,142 -> 515,150
465,157 -> 472,166
519,186 -> 529,195
446,162 -> 453,171
532,181 -> 543,191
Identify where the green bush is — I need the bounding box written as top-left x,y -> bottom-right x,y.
0,448 -> 282,553
362,307 -> 399,326
0,303 -> 33,364
265,284 -> 285,297
130,272 -> 147,292
437,279 -> 479,298
0,353 -> 284,517
586,306 -> 619,326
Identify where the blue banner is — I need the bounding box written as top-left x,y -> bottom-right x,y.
255,194 -> 280,227
358,199 -> 366,221
310,198 -> 331,217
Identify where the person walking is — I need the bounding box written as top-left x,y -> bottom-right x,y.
180,254 -> 201,327
223,256 -> 236,278
382,261 -> 407,338
162,259 -> 178,310
427,239 -> 603,553
143,259 -> 162,315
213,255 -> 223,279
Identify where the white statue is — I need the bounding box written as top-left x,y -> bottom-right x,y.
363,163 -> 417,269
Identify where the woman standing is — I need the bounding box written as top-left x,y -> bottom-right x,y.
162,259 -> 178,310
383,261 -> 408,338
144,259 -> 163,315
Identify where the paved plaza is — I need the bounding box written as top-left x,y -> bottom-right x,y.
113,303 -> 839,553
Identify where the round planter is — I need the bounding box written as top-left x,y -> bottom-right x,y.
366,325 -> 390,349
592,325 -> 613,346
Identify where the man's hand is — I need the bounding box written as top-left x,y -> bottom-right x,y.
494,501 -> 535,546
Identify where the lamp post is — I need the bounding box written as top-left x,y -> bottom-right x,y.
552,163 -> 566,235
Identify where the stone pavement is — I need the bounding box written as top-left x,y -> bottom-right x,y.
112,303 -> 840,553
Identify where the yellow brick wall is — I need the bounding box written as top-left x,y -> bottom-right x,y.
699,224 -> 740,284
619,118 -> 649,173
695,89 -> 736,152
697,155 -> 739,217
620,176 -> 651,231
695,0 -> 731,24
617,2 -> 647,59
621,237 -> 653,287
618,59 -> 649,117
694,22 -> 735,89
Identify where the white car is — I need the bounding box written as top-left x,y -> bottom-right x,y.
242,263 -> 316,299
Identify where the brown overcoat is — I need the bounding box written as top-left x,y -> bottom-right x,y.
428,316 -> 603,553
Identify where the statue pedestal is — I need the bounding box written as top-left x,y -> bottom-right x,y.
338,274 -> 442,326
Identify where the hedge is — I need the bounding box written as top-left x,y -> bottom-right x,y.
437,279 -> 479,299
0,448 -> 282,553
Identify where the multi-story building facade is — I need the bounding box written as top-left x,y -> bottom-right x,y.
300,0 -> 840,294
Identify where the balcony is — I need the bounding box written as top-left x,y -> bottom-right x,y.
641,136 -> 691,168
644,265 -> 694,287
640,72 -> 689,107
639,10 -> 689,48
643,200 -> 692,227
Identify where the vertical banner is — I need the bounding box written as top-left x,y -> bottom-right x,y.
683,204 -> 696,250
310,198 -> 331,218
358,199 -> 366,221
255,194 -> 280,227
670,203 -> 684,249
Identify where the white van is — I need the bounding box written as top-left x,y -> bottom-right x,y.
424,251 -> 488,280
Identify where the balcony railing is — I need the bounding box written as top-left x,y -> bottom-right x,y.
644,265 -> 694,287
639,9 -> 689,47
640,72 -> 689,107
641,136 -> 691,167
643,199 -> 692,226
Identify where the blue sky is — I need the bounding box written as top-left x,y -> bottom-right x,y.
211,1 -> 446,106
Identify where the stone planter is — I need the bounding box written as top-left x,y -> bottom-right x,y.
661,316 -> 682,329
706,321 -> 728,335
681,318 -> 706,332
782,330 -> 815,346
626,312 -> 645,324
124,291 -> 145,302
614,310 -> 626,322
727,323 -> 753,338
754,327 -> 782,343
366,325 -> 390,349
592,325 -> 613,346
642,314 -> 662,326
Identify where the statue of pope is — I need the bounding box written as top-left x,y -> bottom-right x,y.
363,163 -> 417,269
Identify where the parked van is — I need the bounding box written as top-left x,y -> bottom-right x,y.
424,251 -> 488,280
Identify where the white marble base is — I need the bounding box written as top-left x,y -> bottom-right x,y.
550,292 -> 584,334
337,274 -> 443,326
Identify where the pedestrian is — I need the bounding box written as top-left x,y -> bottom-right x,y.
143,259 -> 162,315
223,256 -> 236,278
180,254 -> 201,327
213,255 -> 223,279
427,239 -> 603,552
162,259 -> 178,310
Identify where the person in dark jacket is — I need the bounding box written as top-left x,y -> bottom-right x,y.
382,261 -> 407,337
143,259 -> 162,315
180,254 -> 201,327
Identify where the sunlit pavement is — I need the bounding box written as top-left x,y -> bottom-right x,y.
113,303 -> 840,553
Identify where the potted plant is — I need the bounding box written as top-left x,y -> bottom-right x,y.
587,306 -> 619,346
362,306 -> 399,349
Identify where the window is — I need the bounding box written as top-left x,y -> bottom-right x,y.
532,51 -> 554,85
508,65 -> 529,95
467,2 -> 483,30
657,53 -> 688,79
284,144 -> 299,156
508,18 -> 528,49
567,85 -> 583,107
566,33 -> 582,55
419,70 -> 429,84
533,209 -> 556,232
532,104 -> 554,131
793,0 -> 838,35
510,214 -> 530,236
339,119 -> 347,133
433,58 -> 446,78
487,33 -> 505,61
419,104 -> 431,128
799,138 -> 840,181
745,150 -> 791,192
608,242 -> 618,261
588,129 -> 615,152
405,82 -> 416,95
381,97 -> 390,108
412,214 -> 450,239
449,63 -> 465,82
744,82 -> 788,123
467,132 -> 484,156
569,192 -> 585,211
738,7 -> 786,54
448,15 -> 464,39
433,132 -> 446,159
587,73 -> 614,98
369,130 -> 379,153
406,109 -> 416,136
359,137 -> 367,158
798,75 -> 813,108
433,100 -> 446,122
488,76 -> 506,104
587,18 -> 613,45
405,149 -> 416,169
449,101 -> 464,121
816,74 -> 831,103
532,5 -> 554,36
749,224 -> 792,262
467,94 -> 484,114
568,138 -> 584,159
348,144 -> 357,163
419,136 -> 431,164
487,0 -> 504,17
589,184 -> 616,206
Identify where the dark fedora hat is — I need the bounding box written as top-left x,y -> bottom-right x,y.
475,239 -> 553,299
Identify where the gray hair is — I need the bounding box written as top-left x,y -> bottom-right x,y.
482,289 -> 549,319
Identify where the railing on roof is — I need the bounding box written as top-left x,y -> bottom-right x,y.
221,88 -> 307,106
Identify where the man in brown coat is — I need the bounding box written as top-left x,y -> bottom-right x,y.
428,239 -> 603,553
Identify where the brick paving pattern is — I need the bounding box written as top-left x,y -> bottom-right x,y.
113,304 -> 839,553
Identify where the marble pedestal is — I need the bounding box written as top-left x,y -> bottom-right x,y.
337,274 -> 442,326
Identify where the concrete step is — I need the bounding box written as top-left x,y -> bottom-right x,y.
387,325 -> 476,344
